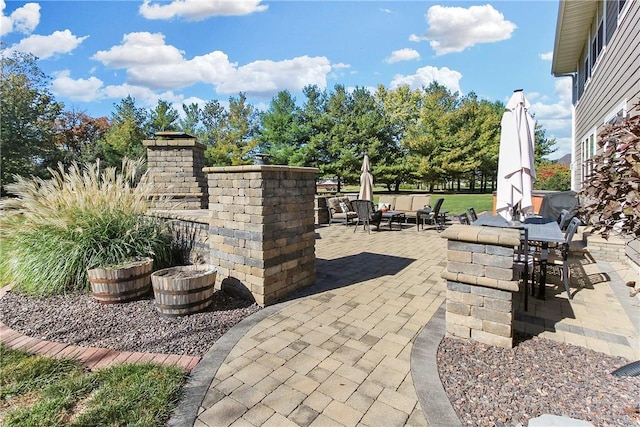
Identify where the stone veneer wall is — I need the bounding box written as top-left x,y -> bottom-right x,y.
143,136 -> 208,210
148,210 -> 210,265
441,225 -> 521,348
205,165 -> 318,306
583,231 -> 628,263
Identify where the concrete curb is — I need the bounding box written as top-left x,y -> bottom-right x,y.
411,302 -> 462,427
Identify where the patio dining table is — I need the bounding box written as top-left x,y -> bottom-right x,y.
472,214 -> 565,299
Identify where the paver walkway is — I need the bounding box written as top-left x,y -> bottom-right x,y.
2,219 -> 638,427
172,223 -> 640,427
188,224 -> 448,427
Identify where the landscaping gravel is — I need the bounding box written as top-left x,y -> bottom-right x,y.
0,290 -> 261,356
437,332 -> 640,427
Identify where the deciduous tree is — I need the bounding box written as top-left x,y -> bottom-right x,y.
0,50 -> 63,193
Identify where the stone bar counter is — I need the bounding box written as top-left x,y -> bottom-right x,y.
440,224 -> 521,348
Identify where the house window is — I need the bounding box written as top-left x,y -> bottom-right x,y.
581,131 -> 596,186
591,18 -> 604,69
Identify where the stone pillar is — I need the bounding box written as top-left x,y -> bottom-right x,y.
205,165 -> 319,306
440,225 -> 521,348
143,132 -> 208,210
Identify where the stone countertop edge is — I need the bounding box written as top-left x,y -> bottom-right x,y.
441,224 -> 521,247
203,165 -> 320,174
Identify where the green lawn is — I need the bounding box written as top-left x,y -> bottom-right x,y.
331,187 -> 494,216
0,343 -> 186,427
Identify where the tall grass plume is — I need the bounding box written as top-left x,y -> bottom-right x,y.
0,158 -> 175,296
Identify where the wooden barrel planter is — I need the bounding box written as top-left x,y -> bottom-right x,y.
151,265 -> 217,317
87,257 -> 153,304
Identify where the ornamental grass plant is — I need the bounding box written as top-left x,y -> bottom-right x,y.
0,158 -> 176,296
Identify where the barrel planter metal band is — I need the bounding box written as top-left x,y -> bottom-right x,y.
151,265 -> 217,317
87,257 -> 154,304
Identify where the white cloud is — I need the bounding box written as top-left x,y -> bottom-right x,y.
390,65 -> 463,94
540,51 -> 553,61
139,0 -> 267,21
51,70 -> 103,102
0,1 -> 40,36
91,31 -> 334,96
386,48 -> 420,64
92,32 -> 185,67
102,83 -> 182,109
411,4 -> 516,55
217,56 -> 332,95
6,30 -> 88,59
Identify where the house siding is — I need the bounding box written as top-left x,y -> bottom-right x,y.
573,1 -> 640,189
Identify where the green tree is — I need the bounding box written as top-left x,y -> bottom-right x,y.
202,93 -> 258,166
534,123 -> 557,164
0,50 -> 64,193
257,90 -> 305,165
404,82 -> 460,191
99,96 -> 149,167
374,85 -> 422,191
149,99 -> 179,133
447,94 -> 503,192
179,103 -> 201,135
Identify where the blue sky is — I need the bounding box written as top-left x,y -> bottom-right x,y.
1,0 -> 572,159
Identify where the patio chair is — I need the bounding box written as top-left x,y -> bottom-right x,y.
537,217 -> 581,299
351,199 -> 382,234
513,227 -> 535,311
418,198 -> 447,231
468,207 -> 478,222
457,212 -> 470,225
557,209 -> 571,231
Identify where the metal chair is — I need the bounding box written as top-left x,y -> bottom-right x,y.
418,198 -> 446,231
468,207 -> 478,222
513,227 -> 535,311
538,217 -> 581,299
557,209 -> 571,231
351,199 -> 382,233
457,212 -> 470,225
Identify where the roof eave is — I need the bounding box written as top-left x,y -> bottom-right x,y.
551,0 -> 598,77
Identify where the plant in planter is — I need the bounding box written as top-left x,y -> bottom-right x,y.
87,256 -> 154,304
0,158 -> 177,297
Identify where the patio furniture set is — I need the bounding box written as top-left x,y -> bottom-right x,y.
470,210 -> 582,309
326,194 -> 450,233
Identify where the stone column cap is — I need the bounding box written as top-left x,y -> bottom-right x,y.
204,165 -> 319,174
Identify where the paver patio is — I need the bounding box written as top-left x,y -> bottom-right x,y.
172,222 -> 639,427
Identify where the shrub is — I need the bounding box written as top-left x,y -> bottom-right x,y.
534,162 -> 571,191
0,158 -> 176,296
579,107 -> 640,238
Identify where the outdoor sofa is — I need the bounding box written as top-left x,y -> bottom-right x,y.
377,194 -> 432,224
326,194 -> 434,226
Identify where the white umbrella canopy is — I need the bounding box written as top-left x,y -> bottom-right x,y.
358,154 -> 374,201
496,90 -> 537,221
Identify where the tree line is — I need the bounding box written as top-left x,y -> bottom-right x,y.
1,50 -> 560,195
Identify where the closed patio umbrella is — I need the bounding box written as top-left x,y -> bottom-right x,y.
358,154 -> 374,201
496,90 -> 537,221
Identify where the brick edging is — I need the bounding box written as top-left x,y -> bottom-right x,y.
0,286 -> 200,372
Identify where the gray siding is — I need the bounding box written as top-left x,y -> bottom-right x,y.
573,1 -> 640,188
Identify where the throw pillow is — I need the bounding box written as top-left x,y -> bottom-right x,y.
377,202 -> 391,212
339,202 -> 349,213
